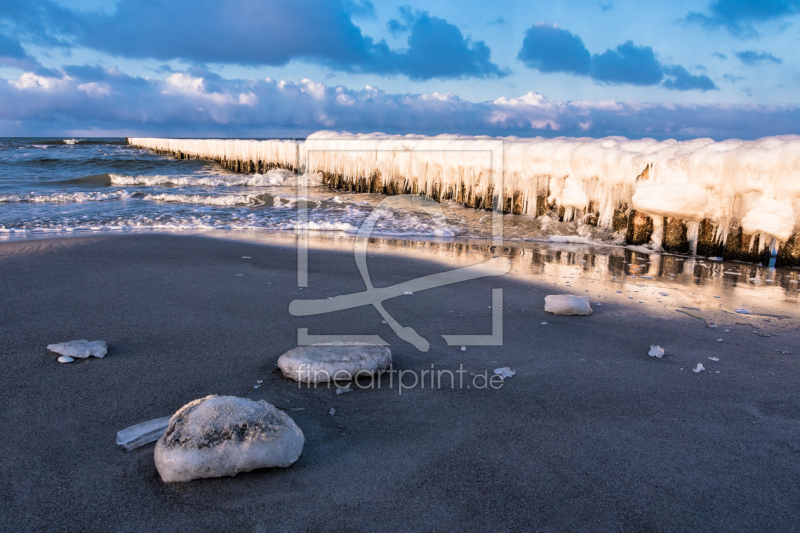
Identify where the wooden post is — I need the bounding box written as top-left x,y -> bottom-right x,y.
663,217 -> 689,253
625,210 -> 654,245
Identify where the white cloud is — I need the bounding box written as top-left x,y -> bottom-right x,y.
9,72 -> 71,91
1,68 -> 800,140
78,82 -> 112,97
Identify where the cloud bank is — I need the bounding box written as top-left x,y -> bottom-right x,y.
0,0 -> 504,81
2,68 -> 797,139
518,25 -> 717,91
686,0 -> 800,36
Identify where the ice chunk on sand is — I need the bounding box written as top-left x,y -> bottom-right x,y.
544,295 -> 593,316
116,416 -> 172,451
648,345 -> 665,358
47,339 -> 107,358
278,344 -> 392,384
494,367 -> 516,379
735,308 -> 752,314
57,355 -> 74,363
693,363 -> 705,373
154,396 -> 304,482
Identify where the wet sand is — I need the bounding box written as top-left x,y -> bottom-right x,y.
1,233 -> 799,531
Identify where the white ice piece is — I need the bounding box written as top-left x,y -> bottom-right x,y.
57,355 -> 74,363
47,339 -> 107,359
494,367 -> 516,379
648,345 -> 665,358
116,416 -> 172,451
735,308 -> 752,314
693,363 -> 705,373
154,395 -> 304,483
277,344 -> 392,384
544,295 -> 593,316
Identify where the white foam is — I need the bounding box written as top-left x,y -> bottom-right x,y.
142,193 -> 263,206
0,191 -> 130,203
108,170 -> 320,188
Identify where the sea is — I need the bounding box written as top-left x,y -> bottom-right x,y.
0,136 -> 617,243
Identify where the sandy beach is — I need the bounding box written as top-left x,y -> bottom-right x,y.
1,233 -> 799,531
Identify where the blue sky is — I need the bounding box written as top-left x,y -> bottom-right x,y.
1,0 -> 799,139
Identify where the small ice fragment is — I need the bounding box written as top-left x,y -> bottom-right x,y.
256,380 -> 263,384
715,371 -> 720,373
641,276 -> 653,279
493,367 -> 516,379
236,274 -> 244,277
616,291 -> 622,293
693,363 -> 705,373
708,323 -> 718,328
57,355 -> 74,363
717,338 -> 723,341
659,292 -> 668,296
404,291 -> 413,295
47,339 -> 107,359
544,295 -> 592,316
116,416 -> 172,451
630,276 -> 637,278
335,387 -> 352,395
725,329 -> 730,332
253,384 -> 261,389
329,408 -> 335,416
540,321 -> 548,325
708,357 -> 719,361
242,256 -> 252,259
648,345 -> 665,358
735,308 -> 752,314
714,295 -> 721,298
460,346 -> 466,351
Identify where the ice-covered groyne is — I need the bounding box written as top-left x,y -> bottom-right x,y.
127,133 -> 800,266
127,137 -> 300,173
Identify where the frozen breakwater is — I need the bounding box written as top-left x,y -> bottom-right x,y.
128,132 -> 800,266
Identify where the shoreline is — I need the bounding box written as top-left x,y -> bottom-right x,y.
1,232 -> 799,530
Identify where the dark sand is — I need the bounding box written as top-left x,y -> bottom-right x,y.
1,233 -> 799,531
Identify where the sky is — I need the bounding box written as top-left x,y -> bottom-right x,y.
0,0 -> 799,139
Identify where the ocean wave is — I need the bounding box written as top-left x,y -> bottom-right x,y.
141,192 -> 269,206
108,170 -> 321,188
61,173 -> 115,186
0,190 -> 131,204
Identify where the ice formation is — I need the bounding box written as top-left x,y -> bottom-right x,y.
47,340 -> 107,358
493,367 -> 516,379
648,345 -> 665,358
116,416 -> 172,451
277,344 -> 392,384
128,132 -> 800,263
154,396 -> 304,482
544,295 -> 593,316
